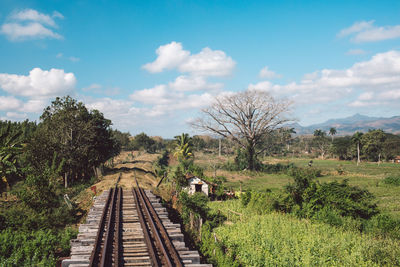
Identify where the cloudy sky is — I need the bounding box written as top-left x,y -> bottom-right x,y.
0,1 -> 400,137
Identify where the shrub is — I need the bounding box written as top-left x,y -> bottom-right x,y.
364,214 -> 400,239
383,175 -> 400,186
0,227 -> 77,266
240,190 -> 252,207
178,191 -> 209,224
261,163 -> 295,173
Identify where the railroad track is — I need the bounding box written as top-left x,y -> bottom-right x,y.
63,179 -> 210,267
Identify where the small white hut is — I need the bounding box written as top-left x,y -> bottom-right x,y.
185,173 -> 209,196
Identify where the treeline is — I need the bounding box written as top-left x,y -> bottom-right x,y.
265,128 -> 400,162
164,129 -> 400,164
0,96 -> 122,265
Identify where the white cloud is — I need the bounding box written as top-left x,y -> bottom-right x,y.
178,47 -> 235,77
346,49 -> 367,55
0,96 -> 22,110
358,92 -> 374,100
83,83 -> 102,92
0,68 -> 76,98
1,22 -> 62,40
10,9 -> 62,27
130,85 -> 176,105
69,56 -> 80,62
1,9 -> 63,41
259,66 -> 282,79
142,42 -> 190,73
378,89 -> 400,100
337,20 -> 374,37
142,42 -> 235,77
6,112 -> 28,119
248,50 -> 400,108
338,20 -> 400,43
21,99 -> 47,113
169,75 -> 223,92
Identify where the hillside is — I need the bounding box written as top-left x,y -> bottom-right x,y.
293,114 -> 400,135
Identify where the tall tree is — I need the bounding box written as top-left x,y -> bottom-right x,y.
313,129 -> 329,159
351,132 -> 363,166
329,127 -> 337,142
131,132 -> 156,152
193,90 -> 292,170
27,96 -> 120,187
361,129 -> 386,163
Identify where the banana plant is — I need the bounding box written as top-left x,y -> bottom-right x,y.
0,124 -> 23,189
174,133 -> 193,161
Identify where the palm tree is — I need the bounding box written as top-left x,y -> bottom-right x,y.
351,132 -> 363,166
174,133 -> 193,161
329,127 -> 337,142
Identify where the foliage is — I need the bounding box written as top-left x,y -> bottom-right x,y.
330,136 -> 352,160
15,155 -> 64,213
153,150 -> 169,177
211,213 -> 400,266
27,96 -> 120,186
313,129 -> 330,158
170,164 -> 188,191
361,129 -> 386,161
111,129 -> 131,150
0,227 -> 77,266
174,133 -> 193,161
300,180 -> 379,220
200,223 -> 238,267
178,191 -> 209,224
383,175 -> 400,186
0,123 -> 24,190
130,132 -> 157,152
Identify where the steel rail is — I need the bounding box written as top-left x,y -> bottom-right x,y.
100,184 -> 118,267
114,187 -> 122,267
88,188 -> 113,267
134,178 -> 183,267
132,187 -> 160,266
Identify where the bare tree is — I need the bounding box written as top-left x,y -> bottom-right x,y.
192,90 -> 292,170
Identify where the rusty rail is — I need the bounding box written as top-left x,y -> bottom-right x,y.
134,178 -> 183,267
132,187 -> 160,266
88,188 -> 113,267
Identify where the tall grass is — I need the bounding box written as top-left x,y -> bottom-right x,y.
213,212 -> 400,266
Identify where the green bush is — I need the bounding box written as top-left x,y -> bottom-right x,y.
383,175 -> 400,186
301,180 -> 379,220
178,191 -> 209,224
364,214 -> 400,239
261,163 -> 295,173
0,227 -> 77,266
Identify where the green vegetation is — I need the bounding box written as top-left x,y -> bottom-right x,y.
0,96 -> 121,265
203,212 -> 400,266
0,227 -> 77,266
383,175 -> 400,186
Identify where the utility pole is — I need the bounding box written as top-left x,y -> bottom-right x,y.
218,138 -> 221,157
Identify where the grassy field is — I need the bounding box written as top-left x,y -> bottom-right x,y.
194,153 -> 400,218
206,204 -> 400,266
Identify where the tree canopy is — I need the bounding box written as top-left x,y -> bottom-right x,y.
27,96 -> 120,186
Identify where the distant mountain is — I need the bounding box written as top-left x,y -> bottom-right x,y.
290,114 -> 400,136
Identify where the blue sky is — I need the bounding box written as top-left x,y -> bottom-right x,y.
0,0 -> 400,137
